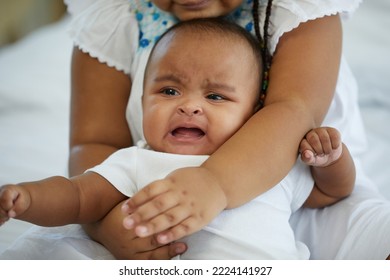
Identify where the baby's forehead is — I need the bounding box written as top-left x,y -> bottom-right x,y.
150,18 -> 262,62
153,27 -> 253,58
146,20 -> 263,83
160,26 -> 245,44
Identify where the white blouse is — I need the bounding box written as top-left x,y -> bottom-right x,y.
64,0 -> 366,156
64,0 -> 361,74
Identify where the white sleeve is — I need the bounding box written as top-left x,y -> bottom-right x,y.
64,0 -> 96,16
266,0 -> 362,54
87,147 -> 139,197
280,159 -> 314,212
64,0 -> 138,75
87,146 -> 208,198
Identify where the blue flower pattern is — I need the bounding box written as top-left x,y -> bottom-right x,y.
129,0 -> 257,51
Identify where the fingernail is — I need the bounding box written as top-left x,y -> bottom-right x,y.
176,247 -> 185,254
158,234 -> 168,244
121,203 -> 129,213
123,217 -> 134,229
136,225 -> 148,237
175,244 -> 186,254
304,151 -> 313,159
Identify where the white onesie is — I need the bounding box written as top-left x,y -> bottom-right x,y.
89,141 -> 314,259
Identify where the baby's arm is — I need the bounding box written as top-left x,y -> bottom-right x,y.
122,15 -> 343,244
121,168 -> 225,244
0,173 -> 126,226
299,127 -> 355,208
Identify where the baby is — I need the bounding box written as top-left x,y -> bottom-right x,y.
0,18 -> 355,259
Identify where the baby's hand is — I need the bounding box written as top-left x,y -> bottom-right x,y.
0,185 -> 31,225
121,167 -> 227,244
299,127 -> 342,167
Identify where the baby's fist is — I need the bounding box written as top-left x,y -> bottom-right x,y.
0,185 -> 29,225
299,127 -> 342,167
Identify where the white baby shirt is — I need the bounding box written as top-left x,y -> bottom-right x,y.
89,141 -> 314,259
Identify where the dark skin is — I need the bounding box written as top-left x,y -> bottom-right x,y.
69,48 -> 186,259
69,15 -> 342,259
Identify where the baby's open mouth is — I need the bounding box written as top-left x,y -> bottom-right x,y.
171,127 -> 205,138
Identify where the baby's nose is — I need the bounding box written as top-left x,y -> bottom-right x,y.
178,103 -> 203,116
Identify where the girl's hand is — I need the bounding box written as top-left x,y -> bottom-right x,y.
0,185 -> 31,225
121,166 -> 227,244
299,127 -> 342,167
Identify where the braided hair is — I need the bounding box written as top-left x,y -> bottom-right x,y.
252,0 -> 273,107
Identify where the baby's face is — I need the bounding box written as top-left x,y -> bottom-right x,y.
142,30 -> 260,155
151,0 -> 244,20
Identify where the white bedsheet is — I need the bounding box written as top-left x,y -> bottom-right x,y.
0,16 -> 72,252
0,0 -> 389,256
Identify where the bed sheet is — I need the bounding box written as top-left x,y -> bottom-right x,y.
344,0 -> 390,200
0,0 -> 389,256
0,16 -> 71,252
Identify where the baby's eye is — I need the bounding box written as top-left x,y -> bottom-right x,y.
207,93 -> 225,101
161,88 -> 179,96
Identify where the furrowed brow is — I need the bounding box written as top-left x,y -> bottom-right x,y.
206,81 -> 236,93
154,74 -> 183,84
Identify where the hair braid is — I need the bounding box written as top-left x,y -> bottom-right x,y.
252,0 -> 273,107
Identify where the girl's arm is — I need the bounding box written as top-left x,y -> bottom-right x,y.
69,47 -> 132,176
69,47 -> 187,259
123,15 -> 343,243
209,14 -> 342,204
